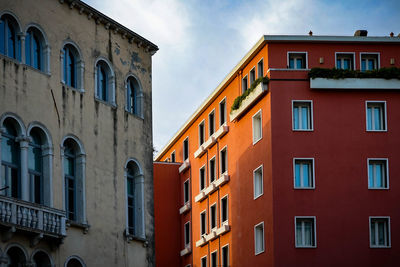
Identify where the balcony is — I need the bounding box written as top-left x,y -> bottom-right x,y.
194,124 -> 229,158
194,173 -> 230,203
178,159 -> 190,173
310,78 -> 400,90
180,246 -> 191,256
230,82 -> 268,122
215,223 -> 230,236
0,195 -> 67,244
179,202 -> 191,215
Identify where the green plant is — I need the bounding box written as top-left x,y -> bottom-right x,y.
308,67 -> 400,80
231,76 -> 269,111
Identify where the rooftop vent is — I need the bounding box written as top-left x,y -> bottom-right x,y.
354,30 -> 368,36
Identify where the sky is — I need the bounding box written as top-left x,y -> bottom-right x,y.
82,0 -> 400,153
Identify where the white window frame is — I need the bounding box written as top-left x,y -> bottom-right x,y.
249,67 -> 256,85
183,137 -> 189,161
184,221 -> 190,248
360,52 -> 380,71
253,165 -> 263,199
198,119 -> 206,146
293,158 -> 315,189
200,255 -> 207,267
367,158 -> 389,189
210,202 -> 217,231
220,194 -> 229,225
221,244 -> 229,267
295,216 -> 317,248
219,146 -> 228,175
210,250 -> 218,267
199,164 -> 206,192
183,178 -> 190,204
252,109 -> 262,144
219,97 -> 227,126
254,221 -> 265,255
287,51 -> 308,69
242,74 -> 248,93
335,52 -> 356,70
209,156 -> 216,183
365,101 -> 387,132
200,209 -> 207,237
257,58 -> 264,78
292,100 -> 313,131
208,109 -> 216,136
171,150 -> 176,163
369,216 -> 391,248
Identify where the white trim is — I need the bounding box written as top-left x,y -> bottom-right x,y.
253,164 -> 264,199
0,112 -> 27,136
367,158 -> 389,189
359,52 -> 380,71
254,221 -> 265,255
198,119 -> 206,146
219,97 -> 227,127
220,194 -> 229,225
199,164 -> 206,191
209,156 -> 216,183
369,216 -> 391,248
183,136 -> 189,161
210,249 -> 218,267
335,52 -> 356,70
252,109 -> 263,144
200,255 -> 208,267
293,158 -> 315,189
294,216 -> 317,248
219,145 -> 228,175
292,100 -> 314,131
257,58 -> 264,78
221,243 -> 230,267
365,101 -> 387,132
124,157 -> 144,174
200,209 -> 207,237
287,51 -> 308,69
208,109 -> 216,137
210,202 -> 218,231
183,178 -> 190,204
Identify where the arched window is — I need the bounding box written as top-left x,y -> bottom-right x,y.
1,119 -> 21,198
126,76 -> 143,117
125,160 -> 144,238
62,137 -> 86,224
95,59 -> 115,105
62,43 -> 84,90
0,14 -> 21,60
32,250 -> 52,267
6,246 -> 27,266
25,27 -> 43,70
65,256 -> 85,267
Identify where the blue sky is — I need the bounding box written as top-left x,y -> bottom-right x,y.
82,0 -> 400,152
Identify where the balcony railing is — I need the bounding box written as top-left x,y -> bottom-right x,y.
0,195 -> 67,239
310,77 -> 400,89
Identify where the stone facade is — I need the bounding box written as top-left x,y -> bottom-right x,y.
0,0 -> 157,266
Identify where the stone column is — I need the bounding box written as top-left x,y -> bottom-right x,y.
60,146 -> 66,211
60,49 -> 65,84
135,174 -> 145,238
0,127 -> 4,195
42,145 -> 53,207
18,33 -> 26,63
17,136 -> 31,201
76,152 -> 86,224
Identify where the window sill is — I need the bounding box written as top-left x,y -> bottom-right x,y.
366,130 -> 387,132
292,129 -> 314,132
66,220 -> 90,234
23,63 -> 51,77
124,110 -> 144,120
95,98 -> 117,109
253,137 -> 262,145
61,83 -> 85,94
179,159 -> 190,173
368,187 -> 389,190
180,246 -> 191,256
370,245 -> 391,248
294,187 -> 315,190
179,202 -> 191,214
295,245 -> 317,248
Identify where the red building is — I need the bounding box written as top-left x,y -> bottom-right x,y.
154,32 -> 400,267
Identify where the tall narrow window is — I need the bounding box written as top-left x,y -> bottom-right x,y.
64,141 -> 76,220
250,68 -> 256,85
171,151 -> 176,163
211,251 -> 217,267
295,217 -> 316,248
242,76 -> 248,93
252,110 -> 262,143
200,210 -> 207,236
199,166 -> 206,191
209,111 -> 215,136
209,157 -> 216,183
220,147 -> 227,174
28,130 -> 43,204
370,217 -> 390,248
183,179 -> 190,204
1,119 -> 20,198
184,222 -> 190,247
336,53 -> 354,70
254,166 -> 263,199
0,15 -> 20,60
254,222 -> 265,254
294,159 -> 314,189
126,160 -> 144,237
221,196 -> 228,224
201,256 -> 207,267
257,59 -> 264,78
199,121 -> 205,145
126,76 -> 143,116
183,138 -> 189,161
222,245 -> 229,267
219,99 -> 226,126
368,159 -> 388,189
25,28 -> 43,70
63,45 -> 77,88
366,102 -> 386,131
292,101 -> 313,130
210,204 -> 217,230
95,59 -> 115,104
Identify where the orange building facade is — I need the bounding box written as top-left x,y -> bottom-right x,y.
154,33 -> 400,267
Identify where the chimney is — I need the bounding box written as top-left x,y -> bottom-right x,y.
354,30 -> 368,36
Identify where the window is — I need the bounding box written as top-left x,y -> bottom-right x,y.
199,166 -> 206,191
199,120 -> 205,145
288,52 -> 307,69
171,151 -> 176,163
62,42 -> 83,90
252,110 -> 262,143
253,165 -> 263,199
201,256 -> 207,267
125,159 -> 145,237
294,159 -> 314,189
95,58 -> 115,104
368,159 -> 388,189
370,217 -> 390,248
295,217 -> 316,248
254,222 -> 265,255
250,67 -> 256,85
257,59 -> 264,78
242,75 -> 248,93
221,196 -> 228,224
336,53 -> 354,70
366,102 -> 386,131
222,245 -> 229,267
183,179 -> 190,204
126,76 -> 143,117
220,147 -> 227,174
65,257 -> 85,267
210,203 -> 217,230
0,14 -> 21,60
25,27 -> 44,71
361,53 -> 379,71
209,110 -> 215,136
210,251 -> 217,267
184,221 -> 190,247
28,129 -> 43,204
183,138 -> 189,161
292,101 -> 313,131
200,210 -> 207,236
219,98 -> 226,126
209,157 -> 216,183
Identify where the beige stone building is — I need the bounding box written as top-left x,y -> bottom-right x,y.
0,0 -> 158,266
